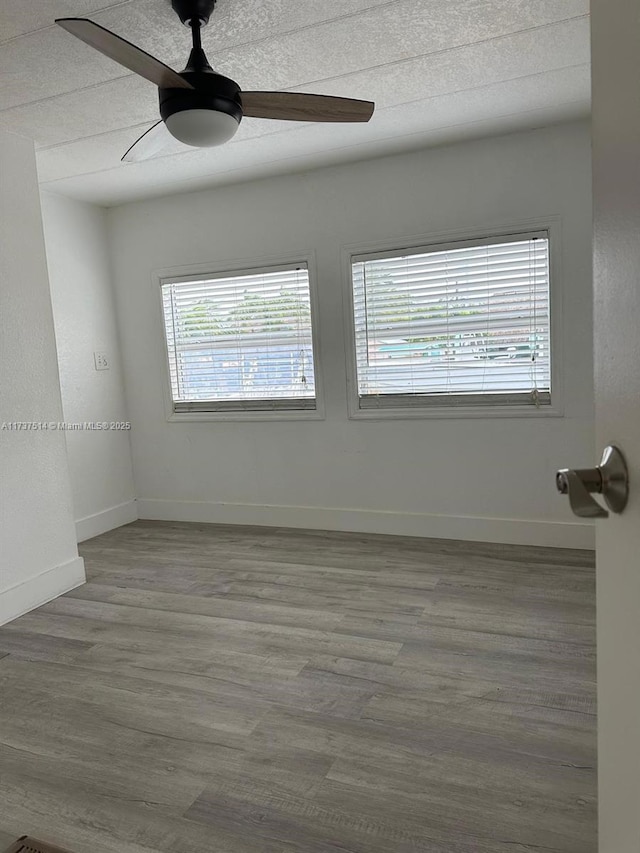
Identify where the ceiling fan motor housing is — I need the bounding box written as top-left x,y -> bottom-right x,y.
159,71 -> 243,126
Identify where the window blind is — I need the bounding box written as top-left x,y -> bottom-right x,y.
161,264 -> 316,412
351,233 -> 551,409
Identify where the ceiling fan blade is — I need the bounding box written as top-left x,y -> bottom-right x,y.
56,18 -> 193,90
122,120 -> 189,163
240,91 -> 374,123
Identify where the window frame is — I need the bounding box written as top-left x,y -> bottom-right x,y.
342,219 -> 564,420
154,253 -> 325,422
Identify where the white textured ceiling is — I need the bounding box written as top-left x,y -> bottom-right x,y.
0,0 -> 590,205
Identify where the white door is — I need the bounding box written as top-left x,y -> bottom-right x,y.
591,1 -> 640,850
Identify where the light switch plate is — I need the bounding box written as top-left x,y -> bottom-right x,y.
94,351 -> 110,371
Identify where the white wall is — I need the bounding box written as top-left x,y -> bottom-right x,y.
41,193 -> 136,542
109,121 -> 594,548
0,131 -> 84,625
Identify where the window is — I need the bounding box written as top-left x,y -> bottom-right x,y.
349,232 -> 551,413
161,263 -> 318,414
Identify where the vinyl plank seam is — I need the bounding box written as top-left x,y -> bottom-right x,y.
408,622 -> 596,646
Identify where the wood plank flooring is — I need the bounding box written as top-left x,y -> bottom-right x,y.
0,521 -> 597,853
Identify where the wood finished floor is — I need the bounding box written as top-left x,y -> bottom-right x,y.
0,521 -> 596,853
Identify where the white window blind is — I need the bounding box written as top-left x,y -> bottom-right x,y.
161,264 -> 316,413
350,233 -> 551,409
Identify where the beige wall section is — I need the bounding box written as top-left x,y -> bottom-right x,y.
0,131 -> 84,625
591,0 -> 640,850
41,193 -> 137,542
109,121 -> 594,548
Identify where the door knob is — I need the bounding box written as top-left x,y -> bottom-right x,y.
556,445 -> 629,518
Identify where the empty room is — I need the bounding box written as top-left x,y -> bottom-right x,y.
0,1 -> 638,852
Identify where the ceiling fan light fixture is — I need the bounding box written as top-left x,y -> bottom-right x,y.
159,72 -> 242,148
165,108 -> 239,147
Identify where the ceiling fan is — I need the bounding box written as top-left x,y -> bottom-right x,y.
56,0 -> 375,163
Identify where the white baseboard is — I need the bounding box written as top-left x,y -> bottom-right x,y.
76,499 -> 138,543
137,498 -> 595,550
0,556 -> 86,627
